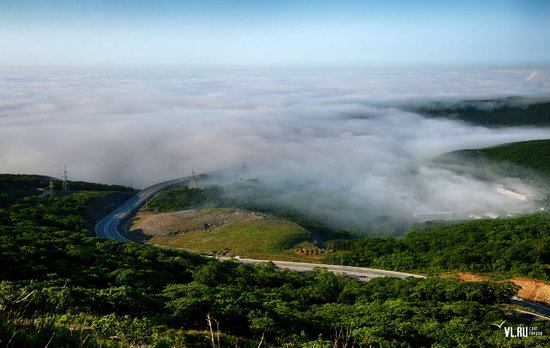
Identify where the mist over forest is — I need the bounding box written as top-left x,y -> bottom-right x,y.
1,68 -> 549,227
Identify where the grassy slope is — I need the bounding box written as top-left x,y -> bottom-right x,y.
144,186 -> 336,261
132,207 -> 319,261
151,216 -> 313,260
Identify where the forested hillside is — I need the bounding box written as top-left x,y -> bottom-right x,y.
450,139 -> 550,182
1,174 -> 548,347
335,139 -> 545,279
325,212 -> 550,279
414,98 -> 550,127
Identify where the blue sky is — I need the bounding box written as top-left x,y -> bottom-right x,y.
0,0 -> 549,67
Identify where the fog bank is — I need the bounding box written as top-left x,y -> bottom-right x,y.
1,68 -> 549,227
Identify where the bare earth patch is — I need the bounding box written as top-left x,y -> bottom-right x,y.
457,272 -> 489,282
513,278 -> 550,305
130,208 -> 267,237
458,272 -> 550,305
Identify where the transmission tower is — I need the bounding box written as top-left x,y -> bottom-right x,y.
189,168 -> 198,189
61,165 -> 70,192
49,179 -> 55,196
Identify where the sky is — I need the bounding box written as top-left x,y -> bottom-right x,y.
0,0 -> 549,67
1,1 -> 549,227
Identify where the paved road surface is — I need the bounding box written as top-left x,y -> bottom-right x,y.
95,177 -> 188,242
219,257 -> 423,280
512,296 -> 550,317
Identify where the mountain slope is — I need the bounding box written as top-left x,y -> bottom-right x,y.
451,139 -> 550,181
414,97 -> 550,127
1,174 -> 545,347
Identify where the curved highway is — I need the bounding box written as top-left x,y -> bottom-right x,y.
217,257 -> 423,280
95,177 -> 189,242
512,296 -> 550,317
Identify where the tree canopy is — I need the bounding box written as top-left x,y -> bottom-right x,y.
1,174 -> 549,347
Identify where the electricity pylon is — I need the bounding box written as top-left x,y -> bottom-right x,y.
61,166 -> 70,192
189,168 -> 197,189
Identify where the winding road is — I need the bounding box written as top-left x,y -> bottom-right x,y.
512,296 -> 550,317
217,257 -> 423,280
95,177 -> 188,242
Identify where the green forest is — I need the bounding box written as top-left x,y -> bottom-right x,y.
449,139 -> 550,182
414,98 -> 550,127
324,213 -> 550,279
148,186 -> 223,212
1,174 -> 549,347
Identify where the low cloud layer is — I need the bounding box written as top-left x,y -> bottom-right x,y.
1,68 -> 549,228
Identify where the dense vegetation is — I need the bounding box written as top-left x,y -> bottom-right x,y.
414,98 -> 550,127
148,186 -> 223,212
0,174 -> 133,208
325,212 -> 550,279
2,174 -> 548,346
449,139 -> 550,182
